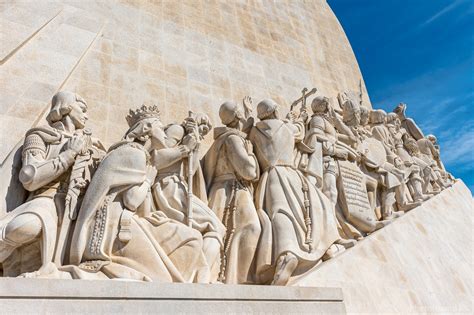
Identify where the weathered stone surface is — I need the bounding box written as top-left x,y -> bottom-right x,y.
0,0 -> 370,159
291,180 -> 473,314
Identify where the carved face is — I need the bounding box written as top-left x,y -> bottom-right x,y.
149,119 -> 167,149
342,100 -> 360,126
69,101 -> 88,129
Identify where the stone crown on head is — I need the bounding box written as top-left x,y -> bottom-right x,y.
126,104 -> 161,127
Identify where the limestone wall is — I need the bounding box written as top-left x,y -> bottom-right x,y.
0,0 -> 369,160
292,180 -> 474,314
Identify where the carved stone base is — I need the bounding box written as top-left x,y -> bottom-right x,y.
0,278 -> 345,314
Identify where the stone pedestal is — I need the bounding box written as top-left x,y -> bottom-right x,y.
0,278 -> 345,314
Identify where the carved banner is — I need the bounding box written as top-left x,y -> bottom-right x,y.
337,160 -> 377,233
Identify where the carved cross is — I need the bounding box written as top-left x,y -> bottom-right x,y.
291,87 -> 317,111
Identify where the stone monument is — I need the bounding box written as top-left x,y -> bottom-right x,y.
0,1 -> 471,314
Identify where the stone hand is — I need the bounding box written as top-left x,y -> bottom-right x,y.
299,110 -> 309,123
145,165 -> 158,184
243,96 -> 253,118
286,110 -> 298,122
182,134 -> 198,151
66,135 -> 85,156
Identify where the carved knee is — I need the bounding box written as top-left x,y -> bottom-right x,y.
4,214 -> 42,246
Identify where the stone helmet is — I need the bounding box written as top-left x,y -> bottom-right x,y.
311,96 -> 329,113
386,112 -> 398,124
359,106 -> 370,125
427,134 -> 437,143
219,101 -> 240,125
257,99 -> 278,120
369,109 -> 387,124
47,91 -> 87,124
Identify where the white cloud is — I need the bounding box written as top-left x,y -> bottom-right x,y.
420,0 -> 463,27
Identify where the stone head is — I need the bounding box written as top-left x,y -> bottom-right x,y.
124,105 -> 165,149
386,112 -> 398,125
369,109 -> 387,125
359,106 -> 370,126
47,91 -> 88,129
257,99 -> 279,120
311,96 -> 329,114
219,101 -> 244,127
403,136 -> 419,153
427,134 -> 437,145
342,99 -> 360,126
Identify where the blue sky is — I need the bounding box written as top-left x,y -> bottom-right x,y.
328,0 -> 474,192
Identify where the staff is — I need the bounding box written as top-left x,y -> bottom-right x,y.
186,111 -> 195,227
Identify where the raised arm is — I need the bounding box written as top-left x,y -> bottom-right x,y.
226,135 -> 259,181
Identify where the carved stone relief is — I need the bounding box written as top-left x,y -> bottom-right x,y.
0,90 -> 455,285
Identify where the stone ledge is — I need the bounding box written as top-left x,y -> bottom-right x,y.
0,278 -> 345,314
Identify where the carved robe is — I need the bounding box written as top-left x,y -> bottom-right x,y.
249,119 -> 339,283
69,142 -> 209,282
0,125 -> 103,275
203,127 -> 261,284
152,124 -> 225,246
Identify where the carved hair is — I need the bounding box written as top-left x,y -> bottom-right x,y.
257,99 -> 278,120
219,101 -> 239,125
311,96 -> 329,114
386,112 -> 398,124
427,134 -> 437,143
369,109 -> 387,124
46,91 -> 86,124
360,106 -> 369,125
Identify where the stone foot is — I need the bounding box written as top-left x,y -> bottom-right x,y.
399,201 -> 421,212
322,244 -> 345,261
335,238 -> 357,249
271,253 -> 298,286
18,262 -> 61,279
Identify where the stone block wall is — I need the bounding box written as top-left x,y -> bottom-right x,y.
0,0 -> 369,159
292,180 -> 474,314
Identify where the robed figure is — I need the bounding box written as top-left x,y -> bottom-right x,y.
249,99 -> 340,285
68,105 -> 210,282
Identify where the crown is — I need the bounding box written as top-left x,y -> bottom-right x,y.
126,104 -> 161,127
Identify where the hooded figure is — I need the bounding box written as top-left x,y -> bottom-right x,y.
203,99 -> 261,284
249,99 -> 340,286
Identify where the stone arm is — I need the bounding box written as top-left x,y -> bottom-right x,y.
329,110 -> 358,145
427,140 -> 439,160
19,134 -> 77,192
287,120 -> 305,143
371,127 -> 397,162
226,135 -> 259,181
123,183 -> 150,211
151,146 -> 191,171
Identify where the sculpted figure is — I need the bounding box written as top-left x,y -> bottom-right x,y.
302,96 -> 389,237
385,113 -> 429,203
418,135 -> 453,187
370,110 -> 425,208
403,136 -> 448,194
249,99 -> 340,286
69,105 -> 210,282
0,91 -> 105,277
337,101 -> 404,220
203,98 -> 261,284
393,103 -> 424,140
152,113 -> 225,282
